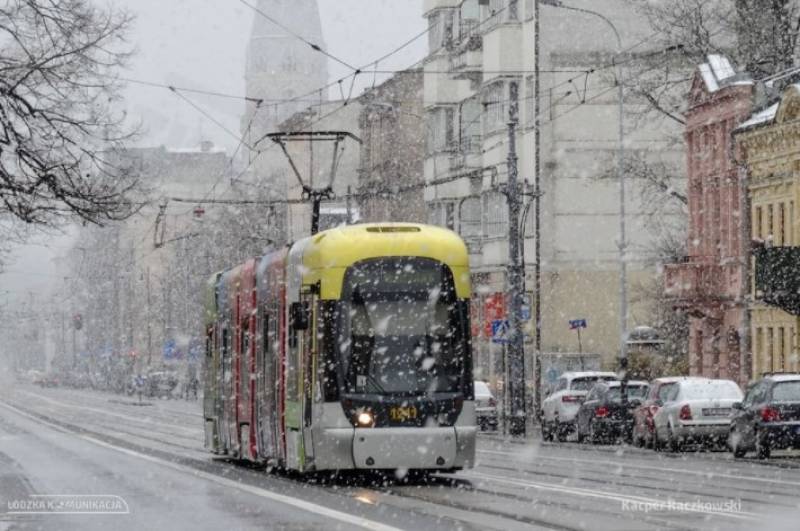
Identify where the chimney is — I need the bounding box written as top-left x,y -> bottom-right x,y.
200,140 -> 214,153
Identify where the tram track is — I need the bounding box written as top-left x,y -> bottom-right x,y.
475,450 -> 800,503
0,397 -> 541,531
5,387 -> 796,530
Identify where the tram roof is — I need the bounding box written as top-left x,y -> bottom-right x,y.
299,223 -> 471,299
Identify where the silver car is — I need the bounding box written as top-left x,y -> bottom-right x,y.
653,378 -> 743,451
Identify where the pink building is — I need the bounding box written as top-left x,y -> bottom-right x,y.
664,56 -> 754,386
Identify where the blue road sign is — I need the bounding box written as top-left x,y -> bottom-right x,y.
491,319 -> 510,344
569,319 -> 588,330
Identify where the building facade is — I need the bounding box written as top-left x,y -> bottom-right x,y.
664,56 -> 754,386
357,69 -> 428,223
421,0 -> 686,378
735,85 -> 800,377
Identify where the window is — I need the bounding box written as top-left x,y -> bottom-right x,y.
483,192 -> 509,238
460,197 -> 482,239
429,201 -> 456,229
791,201 -> 795,245
767,327 -> 775,372
426,106 -> 457,153
755,206 -> 763,239
755,327 -> 763,375
483,81 -> 506,133
778,327 -> 786,371
428,11 -> 441,51
779,203 -> 786,246
460,97 -> 482,153
483,0 -> 518,26
445,202 -> 455,230
428,8 -> 456,51
767,204 -> 774,240
460,0 -> 480,40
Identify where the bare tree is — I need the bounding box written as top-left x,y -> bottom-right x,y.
0,0 -> 138,227
629,0 -> 800,128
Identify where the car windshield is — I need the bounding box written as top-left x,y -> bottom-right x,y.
680,381 -> 743,400
338,258 -> 468,396
773,381 -> 800,402
571,377 -> 617,391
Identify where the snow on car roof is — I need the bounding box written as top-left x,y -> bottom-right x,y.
562,371 -> 618,380
766,374 -> 800,382
605,380 -> 649,387
652,376 -> 704,383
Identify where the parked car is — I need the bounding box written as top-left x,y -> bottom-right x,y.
474,380 -> 498,431
632,377 -> 701,448
575,380 -> 649,444
653,378 -> 743,451
34,372 -> 59,388
541,371 -> 619,442
728,373 -> 800,459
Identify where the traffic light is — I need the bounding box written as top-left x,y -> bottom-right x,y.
72,313 -> 82,331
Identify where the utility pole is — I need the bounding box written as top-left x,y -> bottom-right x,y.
506,81 -> 526,437
146,267 -> 153,367
533,0 -> 543,424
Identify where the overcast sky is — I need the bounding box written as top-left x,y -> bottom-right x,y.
0,0 -> 427,301
125,0 -> 427,151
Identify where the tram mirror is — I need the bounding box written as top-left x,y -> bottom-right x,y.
291,302 -> 310,331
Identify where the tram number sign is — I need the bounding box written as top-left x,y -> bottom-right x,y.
389,406 -> 418,422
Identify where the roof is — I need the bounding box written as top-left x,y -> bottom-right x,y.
736,101 -> 780,131
299,223 -> 471,300
698,54 -> 752,93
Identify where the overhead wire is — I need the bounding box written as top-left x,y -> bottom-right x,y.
237,0 -> 360,73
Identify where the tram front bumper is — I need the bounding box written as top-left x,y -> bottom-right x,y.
351,426 -> 475,470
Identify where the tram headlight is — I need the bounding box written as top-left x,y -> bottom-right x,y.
356,411 -> 374,427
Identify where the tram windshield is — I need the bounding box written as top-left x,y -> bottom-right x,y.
338,258 -> 468,396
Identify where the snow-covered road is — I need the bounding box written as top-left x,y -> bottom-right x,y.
1,385 -> 799,530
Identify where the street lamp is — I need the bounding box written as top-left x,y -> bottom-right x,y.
540,0 -> 628,376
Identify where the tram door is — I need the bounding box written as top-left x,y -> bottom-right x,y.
286,288 -> 317,471
220,326 -> 231,452
300,289 -> 318,467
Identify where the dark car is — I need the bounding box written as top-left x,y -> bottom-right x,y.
575,380 -> 649,444
728,373 -> 800,459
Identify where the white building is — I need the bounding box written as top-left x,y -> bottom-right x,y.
422,0 -> 685,375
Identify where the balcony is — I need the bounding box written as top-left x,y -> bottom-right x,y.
754,246 -> 800,315
664,262 -> 725,304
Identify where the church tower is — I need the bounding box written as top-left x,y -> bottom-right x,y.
241,0 -> 329,144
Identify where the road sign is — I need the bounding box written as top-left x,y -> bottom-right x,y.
491,319 -> 510,344
569,319 -> 588,330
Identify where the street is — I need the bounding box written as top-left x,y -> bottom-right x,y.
1,384 -> 799,530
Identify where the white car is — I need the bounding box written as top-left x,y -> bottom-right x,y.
474,381 -> 498,431
541,371 -> 618,442
653,378 -> 743,451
